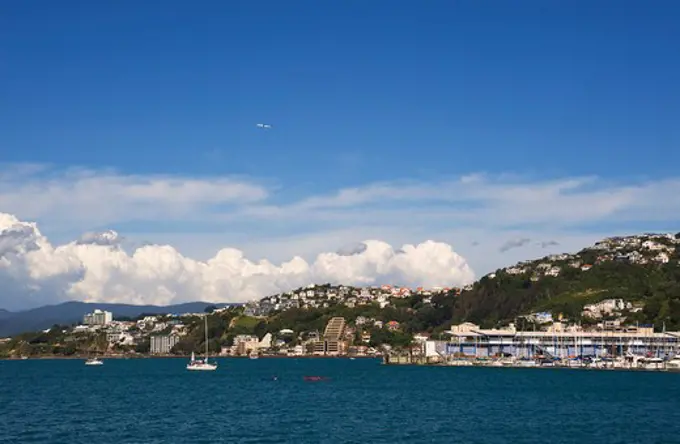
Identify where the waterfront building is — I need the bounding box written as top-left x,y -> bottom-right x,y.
440,323 -> 680,359
232,334 -> 259,355
83,309 -> 113,326
150,334 -> 180,354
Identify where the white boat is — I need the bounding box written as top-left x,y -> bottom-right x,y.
187,315 -> 217,371
666,356 -> 680,371
85,357 -> 104,366
249,350 -> 259,360
499,357 -> 517,367
638,356 -> 665,370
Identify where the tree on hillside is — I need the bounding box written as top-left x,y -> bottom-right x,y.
171,337 -> 198,355
134,338 -> 150,353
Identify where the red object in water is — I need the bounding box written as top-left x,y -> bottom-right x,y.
303,376 -> 329,381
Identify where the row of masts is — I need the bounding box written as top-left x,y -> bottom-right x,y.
459,330 -> 676,359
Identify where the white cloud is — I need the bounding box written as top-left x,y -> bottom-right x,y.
0,213 -> 475,310
0,164 -> 268,228
233,174 -> 680,231
1,163 -> 679,310
3,164 -> 679,232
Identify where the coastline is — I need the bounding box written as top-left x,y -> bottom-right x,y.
383,362 -> 680,373
1,354 -> 379,361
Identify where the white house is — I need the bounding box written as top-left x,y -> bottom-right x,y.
83,309 -> 113,326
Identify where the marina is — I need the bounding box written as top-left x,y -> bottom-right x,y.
385,324 -> 680,372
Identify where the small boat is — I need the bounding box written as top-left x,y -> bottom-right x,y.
249,350 -> 259,360
85,357 -> 104,366
303,376 -> 329,382
187,315 -> 217,371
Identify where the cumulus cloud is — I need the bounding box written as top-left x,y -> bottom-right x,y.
499,238 -> 532,253
0,213 -> 475,310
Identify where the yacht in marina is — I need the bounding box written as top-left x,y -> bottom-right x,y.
666,355 -> 680,371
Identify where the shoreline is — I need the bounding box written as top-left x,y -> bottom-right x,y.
383,363 -> 680,373
1,354 -> 380,361
382,359 -> 680,373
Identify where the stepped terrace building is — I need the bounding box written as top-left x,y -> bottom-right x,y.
314,317 -> 347,356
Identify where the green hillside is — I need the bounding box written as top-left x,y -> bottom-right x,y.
453,234 -> 680,329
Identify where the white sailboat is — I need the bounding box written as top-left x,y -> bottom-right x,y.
187,315 -> 217,371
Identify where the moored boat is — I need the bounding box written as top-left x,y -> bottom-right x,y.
187,315 -> 217,371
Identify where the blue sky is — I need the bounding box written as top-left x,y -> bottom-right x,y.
1,0 -> 680,280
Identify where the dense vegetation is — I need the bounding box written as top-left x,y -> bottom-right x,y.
0,326 -> 109,358
453,246 -> 680,330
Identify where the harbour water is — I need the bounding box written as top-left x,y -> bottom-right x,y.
1,357 -> 679,443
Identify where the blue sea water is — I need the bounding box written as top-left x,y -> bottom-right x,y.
1,358 -> 679,443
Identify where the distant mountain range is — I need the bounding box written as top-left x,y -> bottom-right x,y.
0,301 -> 242,337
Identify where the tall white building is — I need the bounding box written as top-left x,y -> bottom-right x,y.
83,309 -> 113,326
150,335 -> 180,354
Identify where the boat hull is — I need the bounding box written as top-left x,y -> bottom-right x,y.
186,364 -> 218,371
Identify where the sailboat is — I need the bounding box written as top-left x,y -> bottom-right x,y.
187,315 -> 217,371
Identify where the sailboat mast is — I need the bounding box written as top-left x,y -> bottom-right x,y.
205,314 -> 209,360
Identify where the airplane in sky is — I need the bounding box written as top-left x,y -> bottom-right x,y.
256,123 -> 272,129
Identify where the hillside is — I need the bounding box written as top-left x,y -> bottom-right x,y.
236,233 -> 680,335
2,232 -> 680,357
453,232 -> 680,329
0,301 -> 240,337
